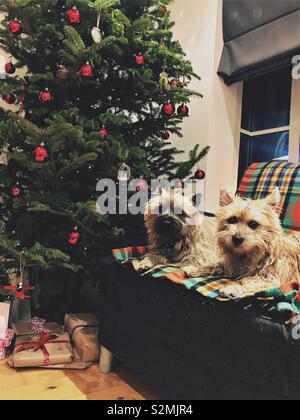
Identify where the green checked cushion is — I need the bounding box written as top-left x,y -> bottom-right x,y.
238,162 -> 300,233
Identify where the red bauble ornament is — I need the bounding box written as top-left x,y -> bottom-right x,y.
34,144 -> 49,163
69,228 -> 80,245
135,179 -> 148,192
161,131 -> 171,140
194,169 -> 206,180
39,88 -> 53,102
135,54 -> 145,66
177,103 -> 189,117
8,19 -> 22,34
2,94 -> 16,104
162,103 -> 175,117
80,63 -> 94,78
5,62 -> 16,74
12,184 -> 22,197
99,126 -> 108,137
67,7 -> 81,25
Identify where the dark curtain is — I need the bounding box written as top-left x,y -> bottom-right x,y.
218,0 -> 300,85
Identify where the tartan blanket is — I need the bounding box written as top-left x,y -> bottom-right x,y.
238,162 -> 300,233
113,246 -> 300,322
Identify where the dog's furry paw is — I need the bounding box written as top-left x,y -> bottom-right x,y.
184,267 -> 205,278
218,284 -> 244,299
136,257 -> 155,272
137,255 -> 168,272
185,263 -> 224,278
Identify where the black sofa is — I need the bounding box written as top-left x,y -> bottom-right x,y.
99,226 -> 300,401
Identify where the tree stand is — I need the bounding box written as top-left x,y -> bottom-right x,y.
99,346 -> 114,374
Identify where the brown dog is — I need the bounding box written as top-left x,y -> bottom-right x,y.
189,188 -> 300,298
137,189 -> 218,271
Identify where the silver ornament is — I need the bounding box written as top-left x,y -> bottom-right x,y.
91,26 -> 102,43
118,163 -> 131,181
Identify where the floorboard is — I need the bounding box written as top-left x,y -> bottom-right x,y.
0,359 -> 159,401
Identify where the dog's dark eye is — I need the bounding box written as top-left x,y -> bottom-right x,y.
248,221 -> 259,230
228,216 -> 238,224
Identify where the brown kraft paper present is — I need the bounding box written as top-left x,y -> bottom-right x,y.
9,323 -> 73,368
34,349 -> 93,371
64,313 -> 100,363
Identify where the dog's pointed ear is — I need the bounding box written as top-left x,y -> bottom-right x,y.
265,187 -> 281,209
220,188 -> 235,207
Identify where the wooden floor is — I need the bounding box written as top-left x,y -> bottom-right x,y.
0,359 -> 159,401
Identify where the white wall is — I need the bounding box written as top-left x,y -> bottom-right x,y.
170,0 -> 243,213
170,0 -> 218,164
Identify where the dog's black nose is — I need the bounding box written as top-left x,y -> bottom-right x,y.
232,234 -> 244,247
163,218 -> 173,225
156,217 -> 174,232
161,218 -> 175,232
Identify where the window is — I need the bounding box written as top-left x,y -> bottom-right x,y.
238,67 -> 300,182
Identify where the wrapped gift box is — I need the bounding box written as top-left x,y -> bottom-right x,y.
9,323 -> 73,368
0,302 -> 10,335
0,329 -> 15,360
64,313 -> 100,363
38,349 -> 93,371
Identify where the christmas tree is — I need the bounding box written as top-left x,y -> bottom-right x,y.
0,0 -> 208,309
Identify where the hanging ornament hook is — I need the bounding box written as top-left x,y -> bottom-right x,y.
96,8 -> 102,29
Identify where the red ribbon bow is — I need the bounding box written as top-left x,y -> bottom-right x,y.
1,285 -> 35,300
15,332 -> 69,366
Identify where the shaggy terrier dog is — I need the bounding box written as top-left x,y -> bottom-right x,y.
189,188 -> 300,298
138,189 -> 218,271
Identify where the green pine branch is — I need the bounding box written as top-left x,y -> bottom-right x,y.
55,152 -> 98,179
63,26 -> 86,58
175,145 -> 210,180
0,235 -> 81,272
88,0 -> 120,9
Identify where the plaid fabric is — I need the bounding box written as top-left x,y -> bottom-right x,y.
238,162 -> 300,233
112,247 -> 147,263
113,247 -> 300,321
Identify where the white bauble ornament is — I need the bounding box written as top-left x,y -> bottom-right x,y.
91,27 -> 102,43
